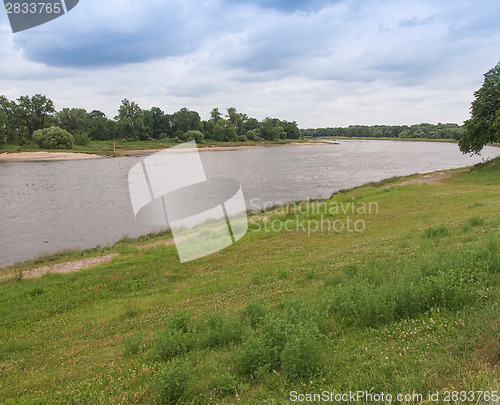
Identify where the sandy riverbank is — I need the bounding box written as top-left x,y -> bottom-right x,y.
120,141 -> 328,155
0,151 -> 105,162
0,141 -> 329,161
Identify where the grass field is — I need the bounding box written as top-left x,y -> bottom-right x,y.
0,158 -> 499,404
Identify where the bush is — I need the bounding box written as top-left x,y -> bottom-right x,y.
236,332 -> 271,377
424,225 -> 449,239
184,130 -> 204,144
73,132 -> 90,146
32,126 -> 74,149
238,135 -> 248,142
240,300 -> 267,328
154,361 -> 194,404
201,312 -> 244,348
281,327 -> 322,380
153,329 -> 195,361
123,333 -> 142,357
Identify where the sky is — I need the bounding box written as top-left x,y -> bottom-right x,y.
0,0 -> 499,128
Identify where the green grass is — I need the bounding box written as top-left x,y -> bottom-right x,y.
1,159 -> 500,404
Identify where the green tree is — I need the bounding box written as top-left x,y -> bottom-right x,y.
87,110 -> 116,140
116,99 -> 146,140
56,108 -> 88,134
282,120 -> 302,139
144,107 -> 169,139
184,130 -> 204,143
261,117 -> 285,141
459,61 -> 500,154
171,108 -> 201,137
226,107 -> 247,137
0,109 -> 7,145
16,94 -> 56,138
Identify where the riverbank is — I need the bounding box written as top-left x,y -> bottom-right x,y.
0,151 -> 106,162
0,140 -> 327,161
315,136 -> 460,142
0,139 -> 325,161
1,158 -> 499,403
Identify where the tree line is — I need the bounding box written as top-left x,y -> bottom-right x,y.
302,123 -> 464,140
1,60 -> 498,153
0,96 -> 302,146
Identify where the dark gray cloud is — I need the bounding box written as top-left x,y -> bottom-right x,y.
2,0 -> 500,127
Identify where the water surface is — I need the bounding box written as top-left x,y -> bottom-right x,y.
1,140 -> 498,267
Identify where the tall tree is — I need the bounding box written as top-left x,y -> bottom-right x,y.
459,61 -> 500,154
16,94 -> 56,138
87,113 -> 116,140
56,108 -> 88,134
144,107 -> 170,139
261,117 -> 285,141
116,99 -> 146,140
0,109 -> 7,145
171,108 -> 201,138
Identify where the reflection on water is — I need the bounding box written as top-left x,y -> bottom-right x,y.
0,140 -> 498,267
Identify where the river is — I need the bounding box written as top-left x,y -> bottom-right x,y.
1,140 -> 499,267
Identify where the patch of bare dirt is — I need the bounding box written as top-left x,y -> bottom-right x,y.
14,253 -> 118,279
397,169 -> 468,186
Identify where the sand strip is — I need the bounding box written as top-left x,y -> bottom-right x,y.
0,152 -> 104,162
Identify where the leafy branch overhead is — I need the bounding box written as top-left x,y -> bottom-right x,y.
459,61 -> 500,154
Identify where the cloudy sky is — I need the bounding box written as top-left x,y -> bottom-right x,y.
1,0 -> 499,128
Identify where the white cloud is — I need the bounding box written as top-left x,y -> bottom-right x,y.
0,0 -> 499,127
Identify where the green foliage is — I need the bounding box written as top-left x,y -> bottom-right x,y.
154,361 -> 194,404
184,129 -> 204,143
56,108 -> 88,134
16,94 -> 56,138
153,329 -> 195,361
281,327 -> 322,380
236,332 -> 272,377
303,123 -> 464,140
201,312 -> 244,348
73,132 -> 90,146
116,98 -> 145,140
32,126 -> 74,149
240,300 -> 267,328
424,225 -> 449,239
122,333 -> 142,357
261,117 -> 285,140
460,61 -> 500,153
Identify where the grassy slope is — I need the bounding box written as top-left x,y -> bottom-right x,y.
0,159 -> 499,404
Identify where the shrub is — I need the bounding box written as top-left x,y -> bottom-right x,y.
468,216 -> 485,227
123,333 -> 142,357
184,130 -> 204,144
154,361 -> 194,404
32,126 -> 74,149
153,329 -> 195,361
240,300 -> 267,328
424,225 -> 449,239
73,132 -> 90,146
201,313 -> 243,348
236,332 -> 271,377
281,327 -> 322,380
168,310 -> 192,333
238,135 -> 248,142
